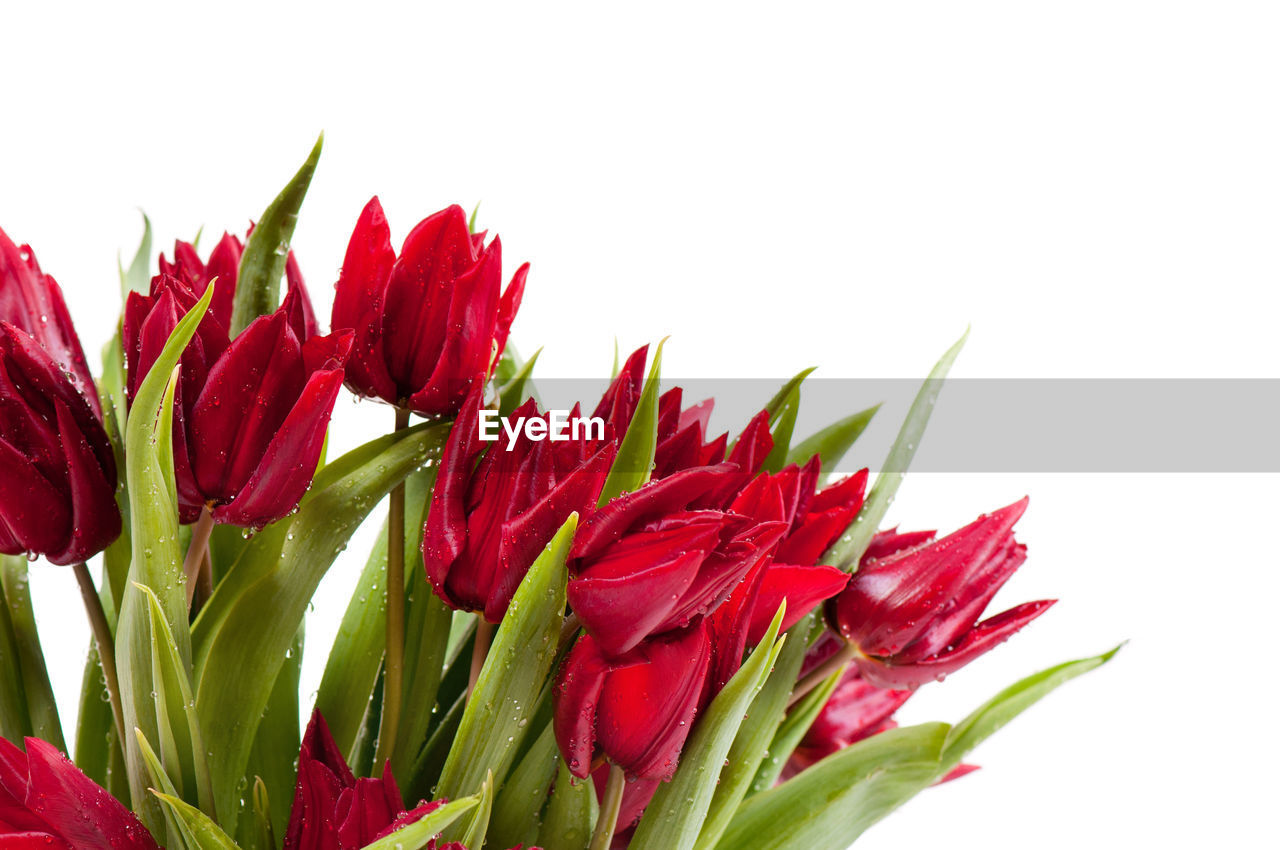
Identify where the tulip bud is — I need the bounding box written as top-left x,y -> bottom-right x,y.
0,323 -> 120,565
423,385 -> 615,622
0,228 -> 98,415
0,735 -> 158,849
331,198 -> 526,416
832,498 -> 1056,689
554,625 -> 712,781
567,464 -> 787,659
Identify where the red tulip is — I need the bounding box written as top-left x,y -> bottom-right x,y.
0,323 -> 120,565
124,272 -> 348,527
0,735 -> 158,849
554,624 -> 712,781
832,498 -> 1055,689
423,386 -> 615,622
0,228 -> 98,415
331,198 -> 526,416
158,231 -> 318,337
567,464 -> 787,659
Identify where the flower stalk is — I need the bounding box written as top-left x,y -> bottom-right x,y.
590,764 -> 627,850
71,561 -> 125,749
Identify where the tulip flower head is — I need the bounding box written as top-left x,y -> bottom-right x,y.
0,323 -> 120,564
0,735 -> 158,849
423,385 -> 616,622
567,464 -> 788,660
0,227 -> 98,414
832,497 -> 1055,689
331,198 -> 526,416
124,270 -> 347,527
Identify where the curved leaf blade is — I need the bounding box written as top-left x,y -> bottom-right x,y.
785,403 -> 880,471
358,796 -> 479,850
598,340 -> 664,505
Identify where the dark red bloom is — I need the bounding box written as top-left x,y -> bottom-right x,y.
0,735 -> 158,849
0,323 -> 120,564
832,498 -> 1055,689
124,273 -> 347,527
331,198 -> 526,416
423,386 -> 615,623
286,711 -> 446,849
158,232 -> 317,337
554,624 -> 712,781
567,464 -> 787,659
0,228 -> 98,415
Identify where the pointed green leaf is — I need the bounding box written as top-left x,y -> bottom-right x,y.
489,722 -> 559,848
251,777 -> 274,850
138,582 -> 215,816
469,202 -> 482,233
359,796 -> 479,850
498,346 -> 543,419
714,723 -> 949,850
695,614 -> 816,850
230,134 -> 322,335
540,759 -> 598,850
119,211 -> 153,297
192,421 -> 448,829
629,604 -> 788,850
0,555 -> 63,749
940,644 -> 1123,776
761,369 -> 813,473
598,340 -> 664,505
152,791 -> 242,850
748,661 -> 843,795
116,284 -> 212,834
822,329 -> 967,570
435,516 -> 576,803
136,729 -> 199,850
457,771 -> 494,850
785,404 -> 880,471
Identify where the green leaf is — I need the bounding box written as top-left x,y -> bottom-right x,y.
540,758 -> 598,850
117,285 -> 213,834
748,661 -> 842,795
358,797 -> 478,850
229,134 -> 323,336
136,728 -> 200,849
74,636 -> 128,802
715,723 -> 949,850
191,421 -> 448,829
435,516 -> 576,804
457,771 -> 495,850
119,211 -> 153,297
598,340 -> 664,505
251,777 -> 274,850
695,614 -> 816,850
0,555 -> 63,749
393,554 -> 452,779
489,722 -> 559,848
785,404 -> 880,471
822,329 -> 967,570
629,604 -> 789,850
136,581 -> 215,818
498,346 -> 543,419
761,369 -> 814,473
238,623 -> 302,846
152,790 -> 243,850
940,644 -> 1123,776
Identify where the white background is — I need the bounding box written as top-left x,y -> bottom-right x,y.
2,2 -> 1277,847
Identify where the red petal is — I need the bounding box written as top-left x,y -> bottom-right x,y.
23,738 -> 158,849
596,625 -> 711,780
495,261 -> 528,361
423,385 -> 487,610
746,564 -> 848,645
569,548 -> 705,658
212,368 -> 342,527
554,634 -> 614,778
331,197 -> 398,404
45,400 -> 121,564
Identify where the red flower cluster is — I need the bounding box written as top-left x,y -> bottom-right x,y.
124,240 -> 349,527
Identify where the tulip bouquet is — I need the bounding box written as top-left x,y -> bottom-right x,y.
0,138 -> 1117,850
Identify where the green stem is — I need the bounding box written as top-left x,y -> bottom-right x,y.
468,619 -> 495,699
787,640 -> 858,708
590,764 -> 627,850
375,406 -> 411,770
182,507 -> 214,611
72,561 -> 125,749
